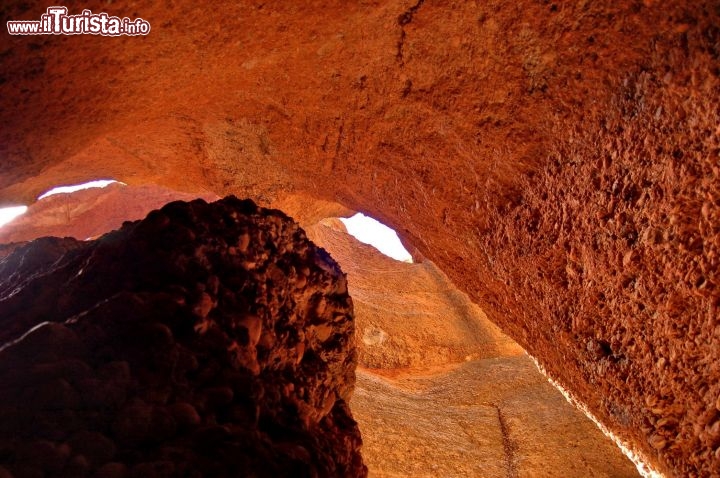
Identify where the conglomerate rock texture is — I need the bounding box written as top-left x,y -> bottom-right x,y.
1,1 -> 719,475
0,197 -> 366,478
307,218 -> 639,477
0,182 -> 639,476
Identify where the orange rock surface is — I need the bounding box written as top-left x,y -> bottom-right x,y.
0,183 -> 218,243
307,219 -> 524,370
307,218 -> 639,477
1,1 -> 718,475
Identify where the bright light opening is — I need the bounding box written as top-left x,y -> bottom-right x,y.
0,206 -> 28,228
38,179 -> 123,200
340,213 -> 413,263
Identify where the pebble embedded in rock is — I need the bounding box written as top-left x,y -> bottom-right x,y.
168,402 -> 201,428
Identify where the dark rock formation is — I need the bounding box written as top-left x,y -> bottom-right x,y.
0,197 -> 365,478
1,1 -> 718,475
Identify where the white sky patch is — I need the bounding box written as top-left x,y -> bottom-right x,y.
0,206 -> 28,228
38,179 -> 123,200
340,213 -> 413,263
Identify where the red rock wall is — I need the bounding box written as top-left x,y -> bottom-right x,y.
0,184 -> 219,244
0,197 -> 366,477
306,219 -> 640,477
1,1 -> 718,475
479,53 -> 720,475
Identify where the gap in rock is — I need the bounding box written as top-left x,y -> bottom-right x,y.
306,215 -> 640,477
37,179 -> 125,200
0,183 -> 218,245
339,212 -> 413,263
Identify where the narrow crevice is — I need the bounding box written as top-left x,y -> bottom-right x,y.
496,406 -> 519,478
334,122 -> 344,159
396,0 -> 425,66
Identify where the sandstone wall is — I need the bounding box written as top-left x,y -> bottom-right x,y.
1,1 -> 718,475
0,197 -> 366,477
307,218 -> 640,477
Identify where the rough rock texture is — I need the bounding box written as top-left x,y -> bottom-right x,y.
0,197 -> 366,478
306,218 -> 524,370
307,218 -> 638,477
0,183 -> 219,243
1,1 -> 719,475
353,361 -> 639,478
1,190 -> 638,476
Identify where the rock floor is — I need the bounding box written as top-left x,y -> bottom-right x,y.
308,218 -> 639,477
353,358 -> 639,478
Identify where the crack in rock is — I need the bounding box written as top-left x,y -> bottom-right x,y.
396,0 -> 425,66
496,406 -> 519,478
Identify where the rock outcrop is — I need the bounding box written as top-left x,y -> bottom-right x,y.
0,197 -> 365,478
0,183 -> 219,244
307,218 -> 639,477
1,1 -> 718,475
306,218 -> 524,370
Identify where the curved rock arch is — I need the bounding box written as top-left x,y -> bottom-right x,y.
1,1 -> 718,475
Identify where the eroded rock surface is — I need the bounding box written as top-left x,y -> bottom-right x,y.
306,218 -> 523,370
0,183 -> 219,244
307,218 -> 638,477
0,197 -> 365,478
1,1 -> 718,475
352,360 -> 639,478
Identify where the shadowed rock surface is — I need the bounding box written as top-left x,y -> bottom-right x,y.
1,1 -> 719,475
0,197 -> 366,478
